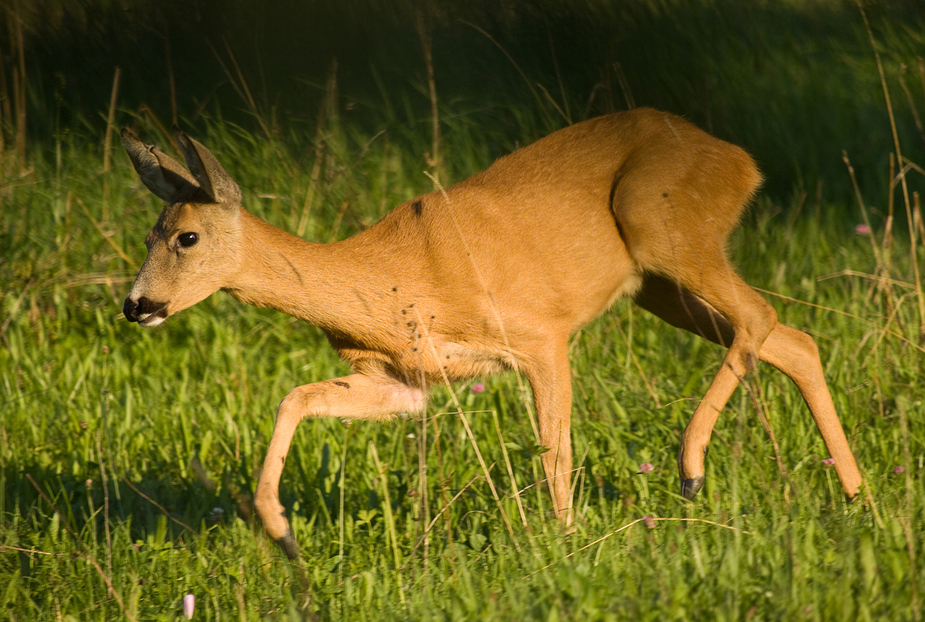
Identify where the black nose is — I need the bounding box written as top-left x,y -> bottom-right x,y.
124,297 -> 169,323
123,298 -> 140,322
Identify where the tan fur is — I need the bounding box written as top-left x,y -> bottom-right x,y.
121,109 -> 862,559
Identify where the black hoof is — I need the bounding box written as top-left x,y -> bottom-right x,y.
680,476 -> 704,500
278,530 -> 301,560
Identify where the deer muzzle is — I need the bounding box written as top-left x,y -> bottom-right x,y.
123,296 -> 169,326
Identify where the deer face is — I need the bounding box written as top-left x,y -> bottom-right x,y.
121,128 -> 243,327
124,201 -> 241,326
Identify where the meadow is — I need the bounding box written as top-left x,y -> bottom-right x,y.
1,1 -> 924,619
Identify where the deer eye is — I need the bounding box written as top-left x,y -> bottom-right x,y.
178,232 -> 199,248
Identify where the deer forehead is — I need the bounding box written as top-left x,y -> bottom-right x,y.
145,202 -> 235,246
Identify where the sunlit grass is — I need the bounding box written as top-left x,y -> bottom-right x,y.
2,103 -> 922,618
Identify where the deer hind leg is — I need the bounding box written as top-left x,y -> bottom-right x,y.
756,324 -> 862,497
522,342 -> 575,524
618,216 -> 775,494
671,260 -> 779,497
254,373 -> 426,559
634,275 -> 862,499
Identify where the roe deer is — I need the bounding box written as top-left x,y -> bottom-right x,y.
121,108 -> 863,559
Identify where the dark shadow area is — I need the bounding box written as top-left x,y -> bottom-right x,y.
2,2 -> 924,204
4,462 -> 233,550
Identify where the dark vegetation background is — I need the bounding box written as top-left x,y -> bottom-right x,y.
3,0 -> 924,202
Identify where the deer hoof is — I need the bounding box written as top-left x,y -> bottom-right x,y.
680,476 -> 705,500
278,529 -> 301,560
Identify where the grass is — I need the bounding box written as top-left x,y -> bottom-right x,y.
2,1 -> 925,620
2,119 -> 923,619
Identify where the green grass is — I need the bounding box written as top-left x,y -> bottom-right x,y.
2,119 -> 923,620
2,1 -> 925,620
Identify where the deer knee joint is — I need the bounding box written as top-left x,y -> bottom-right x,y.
277,386 -> 313,420
743,348 -> 759,374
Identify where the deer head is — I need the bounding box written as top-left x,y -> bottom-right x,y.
121,128 -> 244,326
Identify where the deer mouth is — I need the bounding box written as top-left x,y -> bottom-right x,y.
137,309 -> 169,327
123,297 -> 169,327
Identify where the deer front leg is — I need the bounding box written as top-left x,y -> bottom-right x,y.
524,346 -> 575,525
254,373 -> 426,559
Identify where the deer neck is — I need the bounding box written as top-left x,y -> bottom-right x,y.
224,210 -> 398,338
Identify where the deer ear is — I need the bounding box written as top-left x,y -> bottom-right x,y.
174,128 -> 242,206
121,128 -> 200,204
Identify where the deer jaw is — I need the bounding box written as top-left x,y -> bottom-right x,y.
124,200 -> 243,326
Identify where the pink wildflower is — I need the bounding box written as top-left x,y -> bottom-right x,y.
855,223 -> 872,236
639,462 -> 654,474
471,382 -> 485,394
821,458 -> 835,466
642,515 -> 656,529
894,466 -> 905,474
183,594 -> 195,619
